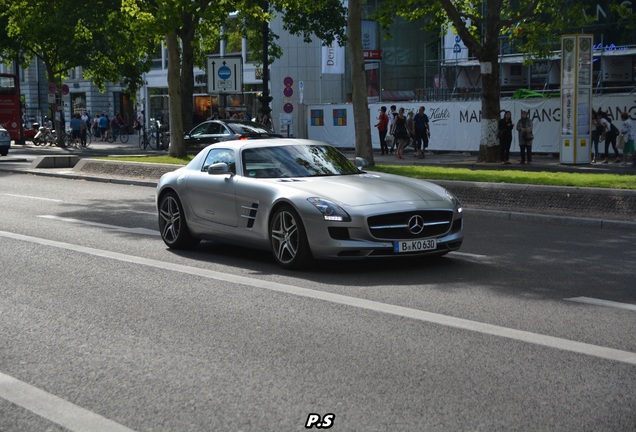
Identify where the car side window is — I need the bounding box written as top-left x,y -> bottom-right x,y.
206,122 -> 223,135
190,123 -> 208,137
201,148 -> 236,174
219,125 -> 232,136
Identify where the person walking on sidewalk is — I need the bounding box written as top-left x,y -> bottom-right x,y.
619,112 -> 634,166
498,111 -> 514,164
413,106 -> 429,158
600,110 -> 621,164
394,108 -> 410,159
375,106 -> 389,155
516,110 -> 533,164
591,110 -> 602,163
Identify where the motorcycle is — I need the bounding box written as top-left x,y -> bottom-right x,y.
33,124 -> 56,146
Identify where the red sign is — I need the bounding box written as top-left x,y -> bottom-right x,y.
283,87 -> 294,97
283,76 -> 294,87
363,50 -> 383,60
48,83 -> 57,94
61,84 -> 70,95
283,103 -> 294,114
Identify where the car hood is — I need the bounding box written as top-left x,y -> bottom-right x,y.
275,172 -> 450,207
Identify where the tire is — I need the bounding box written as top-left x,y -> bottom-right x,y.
139,135 -> 147,150
106,131 -> 115,143
158,191 -> 200,249
269,205 -> 313,269
119,131 -> 129,143
0,149 -> 8,156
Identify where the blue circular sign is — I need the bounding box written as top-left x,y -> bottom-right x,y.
283,87 -> 294,97
218,66 -> 231,80
283,103 -> 294,114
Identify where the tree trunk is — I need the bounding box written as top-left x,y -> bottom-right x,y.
476,4 -> 502,163
347,0 -> 374,166
45,65 -> 64,147
179,15 -> 196,134
166,32 -> 185,158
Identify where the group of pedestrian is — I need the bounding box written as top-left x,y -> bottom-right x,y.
375,105 -> 429,159
497,108 -> 634,165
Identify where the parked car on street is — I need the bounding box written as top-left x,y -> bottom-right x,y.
0,126 -> 11,156
182,119 -> 281,152
156,138 -> 464,269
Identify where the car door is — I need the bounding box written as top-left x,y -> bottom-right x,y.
185,122 -> 225,150
186,148 -> 238,227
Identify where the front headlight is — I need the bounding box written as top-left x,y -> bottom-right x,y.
445,190 -> 463,213
307,197 -> 351,222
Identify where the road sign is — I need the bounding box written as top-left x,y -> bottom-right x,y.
48,83 -> 57,94
283,76 -> 294,87
207,56 -> 243,94
61,84 -> 70,95
283,103 -> 294,114
283,87 -> 293,98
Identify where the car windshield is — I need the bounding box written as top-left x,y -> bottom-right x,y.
242,145 -> 361,178
229,122 -> 274,134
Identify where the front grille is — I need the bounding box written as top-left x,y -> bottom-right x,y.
368,210 -> 454,240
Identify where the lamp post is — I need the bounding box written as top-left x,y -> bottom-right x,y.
258,0 -> 272,116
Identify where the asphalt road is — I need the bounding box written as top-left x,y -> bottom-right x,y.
1,174 -> 635,431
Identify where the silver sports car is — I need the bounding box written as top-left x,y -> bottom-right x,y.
156,139 -> 463,269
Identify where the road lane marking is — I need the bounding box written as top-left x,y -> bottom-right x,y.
38,215 -> 159,236
566,296 -> 636,312
0,372 -> 137,432
3,193 -> 63,202
2,229 -> 635,367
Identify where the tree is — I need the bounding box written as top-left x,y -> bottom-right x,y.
124,0 -> 347,158
375,0 -> 591,162
0,0 -> 154,145
347,0 -> 374,165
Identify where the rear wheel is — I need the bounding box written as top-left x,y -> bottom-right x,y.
119,131 -> 129,143
269,205 -> 313,269
158,191 -> 200,249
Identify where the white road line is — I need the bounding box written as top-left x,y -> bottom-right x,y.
566,296 -> 636,312
3,193 -> 63,202
37,215 -> 159,236
0,372 -> 137,432
2,229 -> 636,367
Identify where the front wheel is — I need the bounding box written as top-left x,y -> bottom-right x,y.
119,131 -> 129,143
269,205 -> 313,269
158,191 -> 200,249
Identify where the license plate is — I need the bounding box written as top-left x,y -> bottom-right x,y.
394,239 -> 437,253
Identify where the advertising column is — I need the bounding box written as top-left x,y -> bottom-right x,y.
560,34 -> 593,164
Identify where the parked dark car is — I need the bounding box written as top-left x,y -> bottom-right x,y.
0,126 -> 11,156
182,120 -> 281,152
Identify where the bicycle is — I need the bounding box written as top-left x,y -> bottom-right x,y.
64,128 -> 90,148
106,125 -> 130,143
138,127 -> 151,150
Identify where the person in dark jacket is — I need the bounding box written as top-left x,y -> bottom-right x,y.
498,111 -> 514,164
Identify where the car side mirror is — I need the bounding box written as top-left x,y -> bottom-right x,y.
207,162 -> 232,175
354,157 -> 368,170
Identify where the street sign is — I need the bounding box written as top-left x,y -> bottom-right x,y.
48,83 -> 57,94
283,76 -> 294,87
61,84 -> 70,95
283,103 -> 294,114
207,56 -> 243,94
283,87 -> 293,98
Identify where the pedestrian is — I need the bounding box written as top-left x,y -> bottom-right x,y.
599,110 -> 621,163
619,112 -> 634,166
375,106 -> 389,155
394,107 -> 410,159
498,111 -> 514,164
136,110 -> 146,142
516,110 -> 533,164
99,113 -> 109,141
79,115 -> 87,147
388,105 -> 398,153
261,114 -> 273,131
591,110 -> 602,163
406,110 -> 415,155
70,113 -> 82,144
92,114 -> 100,138
413,106 -> 429,158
